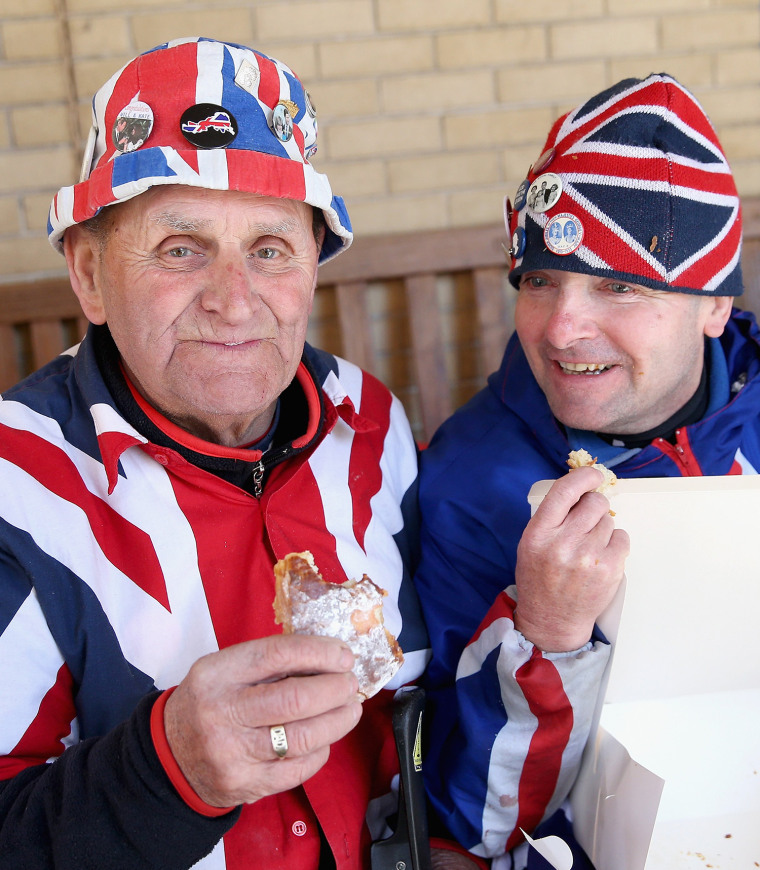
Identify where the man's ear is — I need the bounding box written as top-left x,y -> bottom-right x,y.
703,295 -> 734,339
63,226 -> 107,325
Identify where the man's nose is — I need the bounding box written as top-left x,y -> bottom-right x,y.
544,289 -> 600,349
200,254 -> 261,321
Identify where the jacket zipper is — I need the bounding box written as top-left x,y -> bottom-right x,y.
251,445 -> 293,498
653,428 -> 704,476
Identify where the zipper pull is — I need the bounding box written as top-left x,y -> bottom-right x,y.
252,460 -> 265,498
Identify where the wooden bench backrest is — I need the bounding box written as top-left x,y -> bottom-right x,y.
3,204 -> 760,443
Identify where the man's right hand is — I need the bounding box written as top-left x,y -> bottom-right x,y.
163,634 -> 362,808
513,465 -> 630,652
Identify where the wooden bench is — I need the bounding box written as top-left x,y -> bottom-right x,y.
3,201 -> 760,443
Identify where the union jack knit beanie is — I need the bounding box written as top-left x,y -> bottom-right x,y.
48,37 -> 352,263
507,73 -> 742,295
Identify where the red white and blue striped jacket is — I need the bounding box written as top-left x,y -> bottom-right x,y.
0,329 -> 429,869
415,308 -> 760,866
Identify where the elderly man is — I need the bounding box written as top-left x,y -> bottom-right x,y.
0,38 -> 438,870
415,73 -> 756,868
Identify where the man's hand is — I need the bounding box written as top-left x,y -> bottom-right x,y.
164,634 -> 362,807
514,466 -> 630,652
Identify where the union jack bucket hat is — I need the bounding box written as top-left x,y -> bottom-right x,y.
507,73 -> 743,296
48,37 -> 352,263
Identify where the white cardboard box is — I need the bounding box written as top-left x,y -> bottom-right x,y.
527,476 -> 760,869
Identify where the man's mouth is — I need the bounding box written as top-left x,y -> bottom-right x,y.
557,361 -> 612,375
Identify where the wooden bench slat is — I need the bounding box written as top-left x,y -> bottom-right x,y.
335,281 -> 374,373
404,273 -> 452,439
473,266 -> 514,378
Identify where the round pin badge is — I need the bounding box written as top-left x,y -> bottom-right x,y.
526,172 -> 562,213
271,102 -> 293,143
304,90 -> 317,118
532,147 -> 556,175
543,212 -> 584,256
514,178 -> 530,211
180,103 -> 238,149
112,100 -> 154,153
511,226 -> 527,259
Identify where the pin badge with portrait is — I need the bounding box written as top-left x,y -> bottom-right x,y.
112,100 -> 154,154
511,226 -> 527,259
543,212 -> 584,256
270,102 -> 294,143
180,103 -> 238,149
526,172 -> 562,213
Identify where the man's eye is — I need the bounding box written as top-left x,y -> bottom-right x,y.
522,276 -> 548,288
167,246 -> 193,258
609,283 -> 633,294
255,247 -> 278,260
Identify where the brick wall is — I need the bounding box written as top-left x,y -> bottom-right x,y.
1,0 -> 759,283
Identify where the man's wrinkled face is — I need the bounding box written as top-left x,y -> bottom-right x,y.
514,269 -> 733,434
66,185 -> 322,446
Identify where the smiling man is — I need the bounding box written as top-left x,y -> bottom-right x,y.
0,39 -> 432,870
414,74 -> 759,869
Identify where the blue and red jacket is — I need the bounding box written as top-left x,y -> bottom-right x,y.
0,327 -> 429,869
415,308 -> 760,864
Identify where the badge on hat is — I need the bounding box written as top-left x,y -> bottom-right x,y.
180,103 -> 238,148
234,59 -> 260,97
527,172 -> 562,213
543,213 -> 584,256
112,99 -> 154,154
270,102 -> 294,143
531,147 -> 556,175
514,178 -> 530,211
511,226 -> 527,259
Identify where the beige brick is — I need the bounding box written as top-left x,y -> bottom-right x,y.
10,104 -> 72,148
444,106 -> 554,150
732,161 -> 760,198
448,187 -> 507,228
23,191 -> 55,231
716,48 -> 760,86
608,0 -> 708,11
131,9 -> 255,53
73,56 -> 133,99
0,234 -> 62,278
305,79 -> 379,122
0,62 -> 68,105
0,197 -> 20,236
68,0 -> 184,10
319,36 -> 434,78
497,61 -> 606,107
257,2 -> 373,41
437,26 -> 546,69
69,15 -> 131,57
377,0 -> 491,31
325,117 -> 441,160
346,192 -> 448,237
389,150 -> 500,194
0,116 -> 9,149
381,70 -> 494,114
699,86 -> 760,127
2,19 -> 62,60
0,0 -> 55,15
255,42 -> 317,81
0,149 -> 73,194
608,54 -> 714,90
496,0 -> 603,23
662,10 -> 760,52
720,124 -> 760,163
551,18 -> 659,61
315,159 -> 386,198
503,143 -> 543,186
